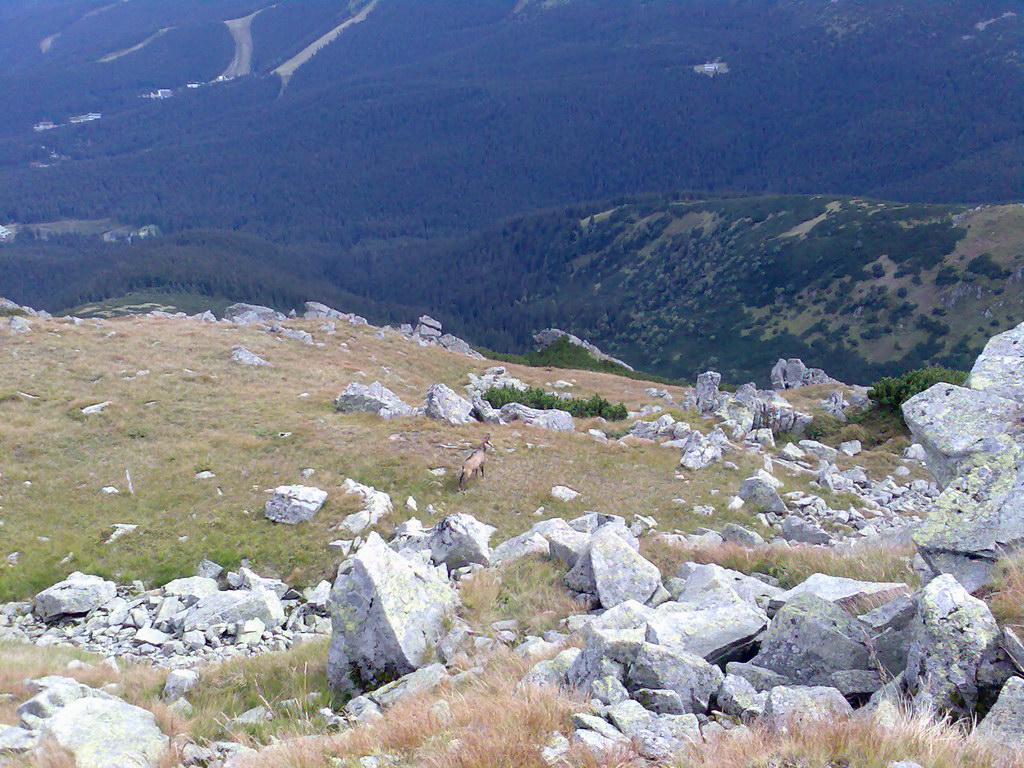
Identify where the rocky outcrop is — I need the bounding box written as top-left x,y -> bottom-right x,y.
327,533 -> 459,690
534,328 -> 634,370
498,402 -> 574,432
223,303 -> 285,325
564,527 -> 662,609
34,573 -> 116,621
424,383 -> 474,425
230,345 -> 271,367
334,382 -> 417,419
904,321 -> 1024,590
302,301 -> 367,325
38,696 -> 168,768
771,358 -> 836,390
695,371 -> 722,414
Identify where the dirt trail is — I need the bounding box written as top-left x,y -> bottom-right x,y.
219,9 -> 264,80
273,0 -> 381,88
99,27 -> 173,63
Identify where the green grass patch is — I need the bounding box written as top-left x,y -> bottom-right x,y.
482,385 -> 628,421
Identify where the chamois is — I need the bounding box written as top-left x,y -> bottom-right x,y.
458,434 -> 493,491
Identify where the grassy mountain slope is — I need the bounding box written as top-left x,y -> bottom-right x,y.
0,312 -> 912,603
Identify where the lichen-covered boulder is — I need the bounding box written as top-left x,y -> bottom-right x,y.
424,383 -> 475,425
498,403 -> 574,432
327,533 -> 459,691
738,476 -> 787,514
181,588 -> 285,631
695,371 -> 722,414
902,384 -> 1022,488
749,593 -> 871,685
424,513 -> 496,570
967,322 -> 1024,401
38,697 -> 168,768
34,573 -> 116,621
913,435 -> 1024,591
224,302 -> 285,324
761,685 -> 852,733
976,676 -> 1024,746
564,526 -> 662,608
626,642 -> 724,714
334,382 -> 416,419
904,574 -> 1000,717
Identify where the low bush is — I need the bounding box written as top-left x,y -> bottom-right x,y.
868,367 -> 968,414
482,385 -> 628,421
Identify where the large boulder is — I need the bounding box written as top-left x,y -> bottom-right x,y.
327,533 -> 459,690
976,676 -> 1024,746
340,479 -> 394,533
749,593 -> 872,685
223,302 -> 285,324
424,513 -> 496,570
335,382 -> 416,419
695,371 -> 722,414
230,345 -> 271,367
564,527 -> 662,608
424,384 -> 475,425
738,476 -> 787,514
967,322 -> 1024,401
902,383 -> 1022,488
679,430 -> 723,472
181,588 -> 285,631
498,402 -> 574,432
647,566 -> 768,664
626,642 -> 724,714
768,574 -> 910,613
761,685 -> 852,732
264,485 -> 328,524
38,697 -> 168,768
771,359 -> 834,390
904,574 -> 1000,717
34,573 -> 116,621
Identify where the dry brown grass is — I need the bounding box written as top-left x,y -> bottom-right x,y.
458,556 -> 588,635
682,710 -> 1024,768
984,553 -> 1024,633
0,315 -> 846,601
228,652 -> 596,768
641,538 -> 917,590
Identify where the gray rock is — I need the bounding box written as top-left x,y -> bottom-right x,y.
720,523 -> 765,548
34,573 -> 116,621
229,345 -> 271,367
521,648 -> 581,689
716,674 -> 767,720
371,663 -> 449,708
182,588 -> 285,631
498,403 -> 574,432
38,697 -> 168,768
424,384 -> 475,425
768,573 -> 909,613
264,485 -> 328,524
904,574 -> 1000,717
424,513 -> 496,570
327,532 -> 459,690
976,676 -> 1024,746
626,642 -> 724,714
491,531 -> 549,566
0,726 -> 36,754
679,430 -> 724,471
162,669 -> 200,702
967,321 -> 1024,401
780,516 -> 833,545
224,302 -> 284,324
335,381 -> 416,419
725,662 -> 794,692
163,576 -> 220,605
771,359 -> 835,390
749,593 -> 871,685
606,699 -> 699,759
739,476 -> 787,514
564,527 -> 661,608
695,371 -> 722,414
761,685 -> 852,732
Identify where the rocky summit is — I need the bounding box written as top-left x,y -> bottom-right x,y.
1,298 -> 1023,768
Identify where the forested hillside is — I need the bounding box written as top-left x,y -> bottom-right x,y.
4,196 -> 1023,385
0,0 -> 1019,246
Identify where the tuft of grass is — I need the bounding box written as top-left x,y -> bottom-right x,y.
641,538 -> 917,590
984,554 -> 1024,633
185,638 -> 338,744
459,556 -> 588,635
681,709 -> 1023,768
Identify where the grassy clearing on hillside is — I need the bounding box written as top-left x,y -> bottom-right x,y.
0,316 -> 878,601
641,539 -> 918,590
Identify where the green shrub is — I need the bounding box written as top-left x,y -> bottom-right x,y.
868,367 -> 968,414
483,385 -> 628,421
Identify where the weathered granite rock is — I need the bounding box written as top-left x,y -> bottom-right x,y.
162,577 -> 220,605
695,371 -> 722,414
491,531 -> 550,566
224,303 -> 285,324
327,533 -> 459,690
976,676 -> 1024,746
564,527 -> 662,608
904,574 -> 1000,717
38,697 -> 168,768
761,685 -> 852,733
424,384 -> 475,425
34,573 -> 116,621
230,345 -> 271,367
716,674 -> 767,720
498,403 -> 574,432
424,513 -> 496,570
626,642 -> 724,714
0,726 -> 36,754
334,382 -> 416,419
739,476 -> 787,513
967,321 -> 1024,401
749,593 -> 871,685
182,588 -> 285,631
264,485 -> 328,524
771,359 -> 835,390
679,430 -> 723,471
769,574 -> 909,613
162,669 -> 200,702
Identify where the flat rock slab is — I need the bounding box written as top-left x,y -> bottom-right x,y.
769,573 -> 909,613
